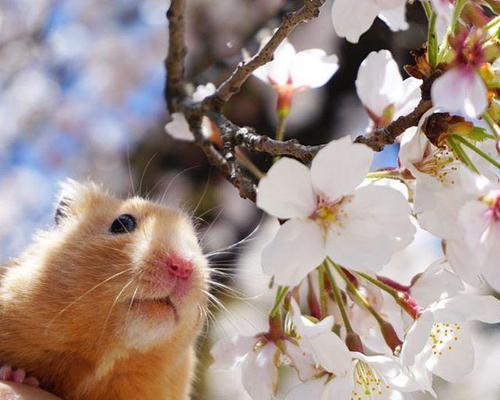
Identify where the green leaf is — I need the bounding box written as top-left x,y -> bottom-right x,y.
464,127 -> 495,142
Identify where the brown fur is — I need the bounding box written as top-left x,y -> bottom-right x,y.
0,180 -> 208,399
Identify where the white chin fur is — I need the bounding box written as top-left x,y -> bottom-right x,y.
124,316 -> 176,350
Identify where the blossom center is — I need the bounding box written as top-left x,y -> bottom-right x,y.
416,147 -> 458,184
309,197 -> 347,232
351,361 -> 390,399
482,191 -> 500,222
429,322 -> 461,357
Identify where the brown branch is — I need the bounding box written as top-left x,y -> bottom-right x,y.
201,0 -> 326,109
212,113 -> 322,163
165,0 -> 188,110
354,99 -> 433,151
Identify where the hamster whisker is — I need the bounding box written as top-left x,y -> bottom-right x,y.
123,285 -> 140,333
188,172 -> 212,219
138,153 -> 159,196
198,208 -> 225,247
45,268 -> 135,331
158,165 -> 202,205
97,278 -> 136,344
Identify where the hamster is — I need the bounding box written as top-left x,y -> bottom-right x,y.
0,180 -> 209,400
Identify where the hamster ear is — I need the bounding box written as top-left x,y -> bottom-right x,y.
54,179 -> 99,225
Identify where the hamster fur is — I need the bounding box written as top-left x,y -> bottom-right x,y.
0,180 -> 209,400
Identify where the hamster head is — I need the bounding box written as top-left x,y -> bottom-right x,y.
4,180 -> 209,352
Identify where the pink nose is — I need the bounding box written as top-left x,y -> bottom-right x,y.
164,254 -> 193,280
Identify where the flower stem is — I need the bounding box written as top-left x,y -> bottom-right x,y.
356,272 -> 421,319
452,134 -> 500,170
323,262 -> 354,333
318,267 -> 327,318
422,0 -> 438,68
483,112 -> 500,140
275,113 -> 288,142
447,136 -> 480,173
270,285 -> 288,318
484,15 -> 500,32
451,0 -> 467,34
366,170 -> 403,180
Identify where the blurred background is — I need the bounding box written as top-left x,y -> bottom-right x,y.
0,0 -> 498,399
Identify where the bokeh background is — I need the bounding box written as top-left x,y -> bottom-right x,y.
0,1 -> 498,399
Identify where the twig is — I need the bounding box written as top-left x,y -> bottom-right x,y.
201,0 -> 326,109
165,0 -> 188,110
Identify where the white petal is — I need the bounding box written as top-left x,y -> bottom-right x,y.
436,295 -> 500,324
285,376 -> 330,400
398,127 -> 427,175
332,0 -> 379,43
400,311 -> 434,367
355,50 -> 405,117
262,219 -> 326,286
375,0 -> 407,8
192,82 -> 216,102
481,224 -> 500,291
311,136 -> 373,201
410,259 -> 464,308
378,4 -> 409,32
425,323 -> 474,382
257,157 -> 316,219
394,78 -> 422,119
210,335 -> 256,369
165,112 -> 194,141
254,40 -> 296,87
327,185 -> 415,271
446,240 -> 483,287
284,341 -> 316,381
458,200 -> 491,249
324,373 -> 354,400
431,67 -> 488,118
291,50 -> 339,89
241,342 -> 279,400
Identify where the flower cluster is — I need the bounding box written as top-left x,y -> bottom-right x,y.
207,1 -> 500,398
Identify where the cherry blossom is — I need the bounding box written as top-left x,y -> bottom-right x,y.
164,83 -> 216,141
401,294 -> 500,382
431,30 -> 489,118
256,136 -> 416,286
210,334 -> 280,399
446,180 -> 500,290
252,38 -> 338,113
356,50 -> 422,127
331,0 -> 408,43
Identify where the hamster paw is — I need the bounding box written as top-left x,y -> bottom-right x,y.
0,365 -> 39,387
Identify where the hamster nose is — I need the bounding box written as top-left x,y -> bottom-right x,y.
165,254 -> 193,280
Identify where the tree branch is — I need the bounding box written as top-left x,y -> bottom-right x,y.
201,0 -> 326,110
165,0 -> 188,110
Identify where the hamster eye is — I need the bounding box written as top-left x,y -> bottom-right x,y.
110,214 -> 137,234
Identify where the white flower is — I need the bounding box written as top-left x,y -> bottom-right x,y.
257,136 -> 416,286
431,66 -> 488,119
289,300 -> 352,375
331,0 -> 408,43
210,334 -> 279,400
430,0 -> 454,41
287,352 -> 416,400
253,38 -> 339,92
165,83 -> 216,141
356,50 -> 422,126
401,294 -> 500,382
447,181 -> 500,290
398,126 -> 476,241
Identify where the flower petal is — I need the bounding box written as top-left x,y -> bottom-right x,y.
424,323 -> 474,382
262,219 -> 326,286
253,40 -> 296,87
210,335 -> 256,370
192,82 -> 216,102
431,67 -> 488,118
241,342 -> 279,400
327,185 -> 415,272
446,240 -> 483,287
355,50 -> 405,117
400,311 -> 434,367
285,376 -> 329,400
291,50 -> 339,89
284,341 -> 317,381
435,295 -> 500,324
394,78 -> 422,119
165,112 -> 194,141
331,0 -> 379,43
257,157 -> 316,219
378,4 -> 409,32
311,135 -> 373,201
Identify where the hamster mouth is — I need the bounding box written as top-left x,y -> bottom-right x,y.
130,296 -> 179,322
